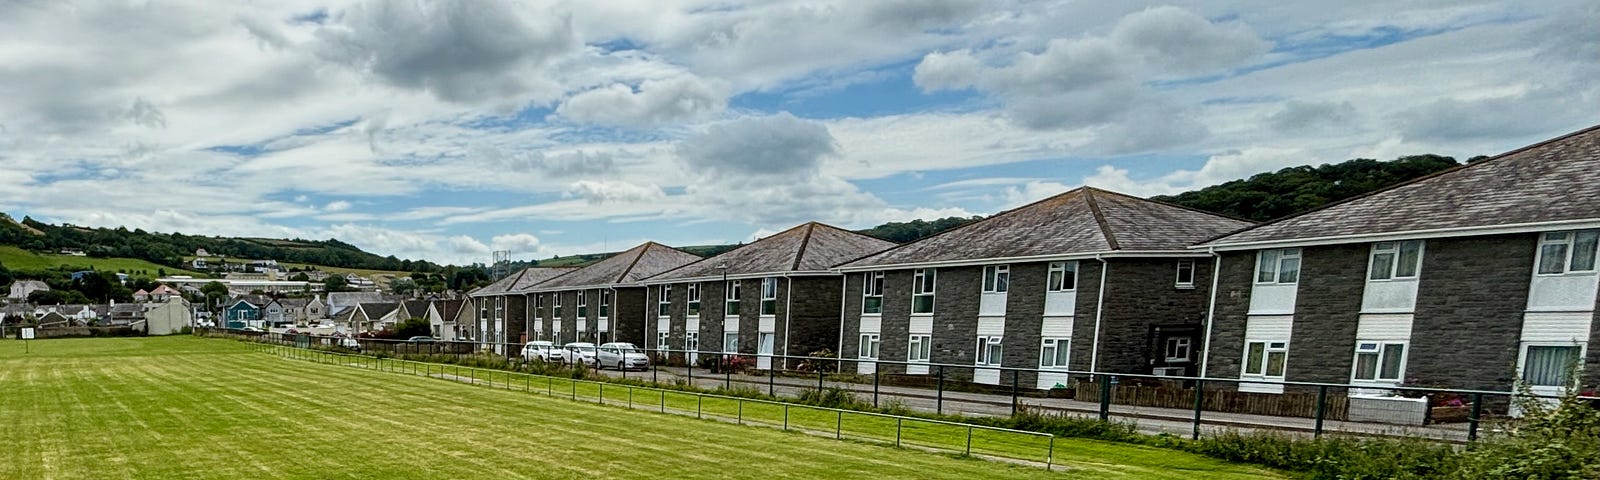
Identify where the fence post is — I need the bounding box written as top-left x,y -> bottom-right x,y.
697,395 -> 703,419
965,426 -> 973,456
783,404 -> 790,431
628,386 -> 633,409
769,367 -> 776,396
1192,379 -> 1205,440
549,376 -> 554,396
737,399 -> 743,425
895,418 -> 902,447
873,369 -> 880,408
835,410 -> 842,439
818,369 -> 824,392
1010,369 -> 1019,416
1468,392 -> 1484,442
1313,385 -> 1328,438
936,365 -> 945,415
687,358 -> 694,386
724,353 -> 732,389
1098,374 -> 1111,421
1046,436 -> 1055,471
599,383 -> 604,405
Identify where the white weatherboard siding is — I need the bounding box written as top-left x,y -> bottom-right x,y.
1355,314 -> 1414,340
979,292 -> 1006,316
1248,284 -> 1298,315
1037,316 -> 1073,389
1361,280 -> 1419,313
974,316 -> 1004,385
656,319 -> 670,332
1239,315 -> 1293,394
908,316 -> 931,375
1527,274 -> 1600,312
1043,291 -> 1076,316
1520,312 -> 1593,343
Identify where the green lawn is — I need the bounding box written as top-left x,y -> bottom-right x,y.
0,337 -> 1283,479
0,245 -> 203,277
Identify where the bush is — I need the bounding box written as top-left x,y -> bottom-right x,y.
796,387 -> 869,410
1454,384 -> 1600,479
1179,431 -> 1459,479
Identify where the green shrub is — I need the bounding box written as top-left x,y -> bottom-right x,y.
796,387 -> 869,410
1454,384 -> 1600,479
1180,431 -> 1459,479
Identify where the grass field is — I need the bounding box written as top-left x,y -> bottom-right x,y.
0,337 -> 1283,479
0,245 -> 204,277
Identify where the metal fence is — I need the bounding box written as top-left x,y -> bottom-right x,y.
234,335 -> 1059,469
207,328 -> 1599,444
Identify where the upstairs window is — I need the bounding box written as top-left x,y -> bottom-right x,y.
1537,230 -> 1599,275
982,265 -> 1009,293
1369,240 -> 1423,280
687,283 -> 701,316
724,281 -> 741,316
657,285 -> 671,317
862,271 -> 885,314
760,278 -> 778,315
1047,262 -> 1077,292
576,291 -> 588,318
1256,248 -> 1302,284
1175,260 -> 1196,288
553,293 -> 563,318
599,290 -> 611,318
912,269 -> 936,314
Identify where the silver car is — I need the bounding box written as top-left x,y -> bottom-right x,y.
521,341 -> 559,362
597,342 -> 650,371
562,342 -> 598,366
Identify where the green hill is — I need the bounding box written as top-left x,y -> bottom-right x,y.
0,245 -> 202,277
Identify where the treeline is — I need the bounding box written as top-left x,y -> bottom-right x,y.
1153,154 -> 1463,222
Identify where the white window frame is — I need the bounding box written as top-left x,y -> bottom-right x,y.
494,297 -> 505,321
657,285 -> 671,317
1039,337 -> 1069,369
758,332 -> 775,356
1242,341 -> 1289,378
907,334 -> 931,362
723,332 -> 739,354
862,271 -> 885,315
760,277 -> 778,316
1164,337 -> 1192,363
911,268 -> 936,314
656,331 -> 670,351
1175,260 -> 1196,288
686,283 -> 701,317
684,332 -> 698,354
1536,230 -> 1599,275
1047,261 -> 1077,292
1518,343 -> 1584,387
1255,248 -> 1302,285
1368,240 -> 1424,281
598,290 -> 611,318
1350,341 -> 1408,383
975,335 -> 1003,366
553,293 -> 563,318
858,333 -> 880,360
576,291 -> 588,318
724,280 -> 740,315
982,265 -> 1009,294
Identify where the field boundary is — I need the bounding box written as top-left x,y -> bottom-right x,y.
243,340 -> 1062,470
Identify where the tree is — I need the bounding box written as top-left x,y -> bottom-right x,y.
389,317 -> 432,339
288,272 -> 310,282
390,277 -> 417,297
323,275 -> 352,292
29,289 -> 89,305
1152,154 -> 1461,221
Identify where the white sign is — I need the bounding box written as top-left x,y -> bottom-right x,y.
21,328 -> 35,340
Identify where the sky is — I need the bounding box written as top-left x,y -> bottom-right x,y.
1,1 -> 1596,266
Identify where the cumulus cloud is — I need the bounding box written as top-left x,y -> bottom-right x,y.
1080,147 -> 1309,197
1109,6 -> 1271,73
312,0 -> 577,103
566,180 -> 667,205
676,113 -> 838,176
323,200 -> 352,212
556,74 -> 729,127
1268,100 -> 1358,133
489,233 -> 542,253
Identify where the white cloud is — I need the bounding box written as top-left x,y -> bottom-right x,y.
676,112 -> 838,176
566,180 -> 667,205
556,74 -> 729,127
489,233 -> 542,253
323,200 -> 352,212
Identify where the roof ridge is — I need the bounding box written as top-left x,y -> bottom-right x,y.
790,222 -> 819,271
615,243 -> 650,283
1082,188 -> 1120,250
841,187 -> 1091,265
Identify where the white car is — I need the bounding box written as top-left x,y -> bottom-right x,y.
338,337 -> 362,352
562,342 -> 598,366
597,342 -> 651,371
521,341 -> 559,362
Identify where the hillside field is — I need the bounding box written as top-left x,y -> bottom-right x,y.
0,337 -> 1282,479
0,245 -> 203,277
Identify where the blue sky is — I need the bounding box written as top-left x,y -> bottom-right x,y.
0,0 -> 1595,265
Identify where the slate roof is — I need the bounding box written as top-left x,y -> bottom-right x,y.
359,302 -> 400,320
326,292 -> 399,313
472,267 -> 577,297
431,299 -> 464,323
275,298 -> 310,309
528,242 -> 702,291
841,187 -> 1252,269
650,222 -> 897,281
1203,124 -> 1600,247
402,300 -> 429,318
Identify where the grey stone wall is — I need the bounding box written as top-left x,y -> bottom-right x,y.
1283,244 -> 1367,387
1096,257 -> 1213,375
928,266 -> 982,381
1203,251 -> 1257,380
614,287 -> 648,347
1411,234 -> 1535,391
505,295 -> 527,345
1069,260 -> 1104,377
1002,262 -> 1047,388
787,276 -> 845,367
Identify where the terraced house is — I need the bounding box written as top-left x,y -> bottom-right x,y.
1199,125 -> 1600,398
836,187 -> 1251,389
522,242 -> 701,346
466,266 -> 575,353
644,223 -> 896,369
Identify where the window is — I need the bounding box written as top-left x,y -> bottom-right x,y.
1522,345 -> 1581,387
1165,337 -> 1192,363
496,297 -> 505,320
862,271 -> 885,314
1537,230 -> 1599,275
576,291 -> 588,318
912,269 -> 936,314
723,332 -> 739,353
1175,260 -> 1196,287
1046,262 -> 1077,292
656,332 -> 670,350
858,334 -> 880,360
1243,341 -> 1288,378
657,285 -> 671,316
684,332 -> 698,354
758,332 -> 775,356
908,334 -> 931,362
760,278 -> 778,315
553,293 -> 563,318
724,280 -> 741,315
1369,240 -> 1424,280
599,290 -> 611,318
1256,248 -> 1302,284
687,283 -> 701,316
1352,342 -> 1406,382
1040,338 -> 1069,368
479,301 -> 488,320
975,336 -> 1003,366
982,265 -> 1009,293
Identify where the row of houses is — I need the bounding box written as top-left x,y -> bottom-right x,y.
439,125 -> 1600,395
1,297 -> 194,335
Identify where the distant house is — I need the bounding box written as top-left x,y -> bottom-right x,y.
108,303 -> 144,326
305,295 -> 327,322
427,299 -> 465,341
147,285 -> 179,301
132,289 -> 151,301
468,267 -> 577,353
195,248 -> 209,257
326,292 -> 400,317
143,297 -> 193,335
224,296 -> 269,328
525,242 -> 700,347
8,280 -> 49,301
191,258 -> 207,270
59,248 -> 86,256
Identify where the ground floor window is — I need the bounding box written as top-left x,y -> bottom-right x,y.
858,334 -> 881,360
685,332 -> 699,354
1039,338 -> 1069,368
1522,345 -> 1581,387
908,334 -> 931,362
975,336 -> 1002,366
758,332 -> 775,356
723,332 -> 739,354
1244,341 -> 1288,378
656,332 -> 670,351
1164,337 -> 1192,363
1352,341 -> 1406,382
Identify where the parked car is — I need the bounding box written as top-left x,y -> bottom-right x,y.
562,342 -> 598,366
338,337 -> 362,352
521,341 -> 559,362
597,342 -> 650,371
406,336 -> 436,343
